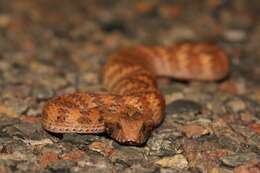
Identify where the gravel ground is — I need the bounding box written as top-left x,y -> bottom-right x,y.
0,0 -> 259,173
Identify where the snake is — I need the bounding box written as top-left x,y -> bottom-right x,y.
42,42 -> 229,145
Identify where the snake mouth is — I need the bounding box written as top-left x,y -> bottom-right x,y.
116,138 -> 147,145
111,132 -> 148,145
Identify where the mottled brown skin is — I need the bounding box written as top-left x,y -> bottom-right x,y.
42,42 -> 229,145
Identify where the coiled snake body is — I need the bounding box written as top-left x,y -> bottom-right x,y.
42,42 -> 229,145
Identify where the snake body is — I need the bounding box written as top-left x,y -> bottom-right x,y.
42,42 -> 229,145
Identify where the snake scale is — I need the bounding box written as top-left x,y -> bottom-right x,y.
42,42 -> 229,145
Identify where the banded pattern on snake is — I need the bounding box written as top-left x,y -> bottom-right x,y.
42,42 -> 229,145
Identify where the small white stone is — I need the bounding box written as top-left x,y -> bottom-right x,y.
227,98 -> 246,112
155,154 -> 188,169
21,138 -> 53,146
224,29 -> 247,42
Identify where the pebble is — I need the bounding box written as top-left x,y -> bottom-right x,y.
249,123 -> 260,134
0,14 -> 11,27
81,72 -> 99,85
1,98 -> 31,116
219,80 -> 239,94
145,129 -> 182,156
61,149 -> 85,161
159,4 -> 182,18
155,154 -> 188,169
110,146 -> 145,164
166,99 -> 202,115
226,98 -> 247,113
164,91 -> 184,104
0,105 -> 18,118
220,152 -> 257,167
39,151 -> 59,168
178,123 -> 211,138
21,138 -> 53,146
46,160 -> 74,173
223,29 -> 247,42
0,151 -> 27,161
88,141 -> 114,156
123,164 -> 158,173
240,112 -> 255,123
32,85 -> 54,100
234,160 -> 260,173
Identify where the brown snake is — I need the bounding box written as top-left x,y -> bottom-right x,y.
42,42 -> 229,145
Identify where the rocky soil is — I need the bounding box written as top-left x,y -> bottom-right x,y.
0,0 -> 259,173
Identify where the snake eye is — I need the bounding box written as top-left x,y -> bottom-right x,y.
105,122 -> 121,135
115,123 -> 121,130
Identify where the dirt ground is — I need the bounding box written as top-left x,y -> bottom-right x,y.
0,0 -> 259,173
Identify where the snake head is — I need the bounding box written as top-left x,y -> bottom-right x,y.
104,113 -> 154,145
